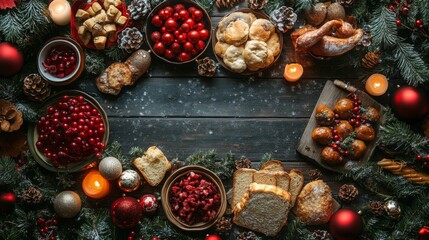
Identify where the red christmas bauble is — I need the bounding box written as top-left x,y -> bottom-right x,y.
205,234 -> 222,240
419,226 -> 429,240
0,42 -> 23,77
110,197 -> 142,229
329,209 -> 363,240
391,86 -> 429,120
0,192 -> 16,213
139,194 -> 158,214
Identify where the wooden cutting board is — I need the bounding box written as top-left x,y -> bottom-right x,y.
297,80 -> 386,173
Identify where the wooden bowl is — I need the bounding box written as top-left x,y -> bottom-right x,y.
37,37 -> 84,86
145,0 -> 212,64
28,90 -> 109,173
212,9 -> 284,75
161,165 -> 227,231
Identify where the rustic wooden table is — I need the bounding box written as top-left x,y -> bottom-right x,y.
61,4 -> 393,237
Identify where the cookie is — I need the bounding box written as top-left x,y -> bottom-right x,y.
266,33 -> 281,56
224,20 -> 249,46
215,41 -> 231,58
218,12 -> 253,33
262,49 -> 275,68
224,45 -> 247,73
243,40 -> 268,71
249,19 -> 275,42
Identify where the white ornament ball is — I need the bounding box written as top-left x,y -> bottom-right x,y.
99,157 -> 123,180
118,170 -> 141,192
53,191 -> 81,218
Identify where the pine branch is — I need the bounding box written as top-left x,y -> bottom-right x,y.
0,156 -> 24,186
139,216 -> 195,239
129,146 -> 146,158
184,150 -> 235,180
76,208 -> 112,240
105,46 -> 127,62
415,0 -> 429,24
84,51 -> 106,75
256,153 -> 273,169
103,141 -> 132,169
294,0 -> 315,12
394,42 -> 429,86
264,0 -> 284,15
370,7 -> 399,47
194,0 -> 215,13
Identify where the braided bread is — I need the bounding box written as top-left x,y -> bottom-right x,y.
377,159 -> 429,185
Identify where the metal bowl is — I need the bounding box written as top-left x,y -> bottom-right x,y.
28,90 -> 109,173
161,165 -> 227,231
212,9 -> 284,75
145,0 -> 212,64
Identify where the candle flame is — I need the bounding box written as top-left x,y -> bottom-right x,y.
374,82 -> 381,88
94,180 -> 101,188
290,67 -> 297,73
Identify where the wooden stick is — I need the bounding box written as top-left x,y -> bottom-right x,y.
334,80 -> 357,93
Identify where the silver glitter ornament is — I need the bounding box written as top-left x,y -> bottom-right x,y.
384,200 -> 401,219
99,157 -> 123,180
118,170 -> 141,192
53,191 -> 82,218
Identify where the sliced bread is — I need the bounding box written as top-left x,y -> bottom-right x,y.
233,183 -> 291,236
231,168 -> 257,209
292,180 -> 333,225
275,171 -> 291,191
261,160 -> 285,172
133,146 -> 171,187
289,169 -> 304,207
253,170 -> 277,186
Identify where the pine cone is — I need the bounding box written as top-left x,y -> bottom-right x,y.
368,200 -> 384,216
216,217 -> 232,234
247,0 -> 267,10
309,169 -> 323,181
216,0 -> 244,9
236,156 -> 252,169
23,74 -> 51,102
237,231 -> 257,240
118,27 -> 144,53
311,229 -> 332,240
336,0 -> 354,8
361,51 -> 380,69
128,0 -> 151,20
270,6 -> 297,33
21,186 -> 42,204
0,99 -> 23,132
196,57 -> 216,77
338,184 -> 358,202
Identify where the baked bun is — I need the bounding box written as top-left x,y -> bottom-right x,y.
224,20 -> 249,46
292,180 -> 334,225
262,49 -> 275,68
243,40 -> 268,71
224,45 -> 247,73
249,19 -> 275,42
214,41 -> 231,58
266,33 -> 281,56
218,12 -> 253,32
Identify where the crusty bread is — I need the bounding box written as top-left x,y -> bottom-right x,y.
234,183 -> 291,236
289,169 -> 304,207
253,170 -> 277,186
275,171 -> 291,191
231,168 -> 257,209
292,180 -> 333,225
133,146 -> 171,187
261,160 -> 285,172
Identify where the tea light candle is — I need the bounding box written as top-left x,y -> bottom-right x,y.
82,170 -> 110,199
283,63 -> 304,82
48,0 -> 71,26
365,73 -> 388,96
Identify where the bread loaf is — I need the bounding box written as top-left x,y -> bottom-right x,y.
253,170 -> 277,186
261,160 -> 285,172
233,183 -> 291,236
231,168 -> 256,209
133,146 -> 171,187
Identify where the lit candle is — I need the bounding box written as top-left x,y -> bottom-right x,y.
283,63 -> 304,82
48,0 -> 71,26
82,170 -> 110,199
365,73 -> 388,96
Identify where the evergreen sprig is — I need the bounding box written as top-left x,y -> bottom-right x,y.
370,7 -> 398,47
85,51 -> 106,75
294,0 -> 315,12
394,42 -> 429,86
138,216 -> 195,239
76,208 -> 112,240
184,150 -> 235,180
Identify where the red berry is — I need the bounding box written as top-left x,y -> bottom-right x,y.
173,3 -> 185,13
188,30 -> 200,43
190,48 -> 199,56
401,7 -> 408,15
160,26 -> 167,33
388,4 -> 395,11
185,18 -> 195,29
172,12 -> 179,21
177,52 -> 191,62
178,33 -> 187,44
170,42 -> 182,54
418,24 -> 424,29
164,49 -> 175,59
416,19 -> 422,26
164,8 -> 173,19
199,29 -> 209,41
192,10 -> 203,22
426,155 -> 429,161
165,6 -> 174,13
153,42 -> 166,55
165,18 -> 178,32
195,40 -> 205,51
183,42 -> 194,54
180,23 -> 191,33
161,32 -> 175,45
188,7 -> 197,15
178,9 -> 189,21
158,9 -> 168,21
195,22 -> 205,30
151,15 -> 163,27
396,19 -> 401,25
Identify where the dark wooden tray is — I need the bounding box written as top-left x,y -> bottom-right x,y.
296,80 -> 386,173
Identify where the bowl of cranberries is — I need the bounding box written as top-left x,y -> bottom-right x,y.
162,165 -> 227,231
28,90 -> 109,172
37,37 -> 84,86
145,0 -> 212,64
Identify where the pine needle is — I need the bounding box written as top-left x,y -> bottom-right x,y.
394,42 -> 429,86
370,7 -> 398,47
294,0 -> 315,12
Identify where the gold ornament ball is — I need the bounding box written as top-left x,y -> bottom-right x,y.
384,200 -> 401,219
53,191 -> 82,218
99,156 -> 123,180
118,170 -> 141,192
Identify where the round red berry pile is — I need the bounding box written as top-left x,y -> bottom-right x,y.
150,3 -> 210,62
169,171 -> 221,225
36,217 -> 58,240
36,95 -> 105,166
43,46 -> 77,78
